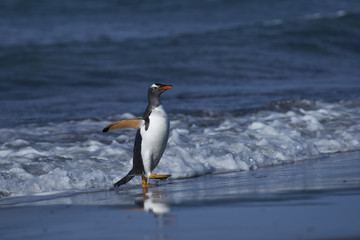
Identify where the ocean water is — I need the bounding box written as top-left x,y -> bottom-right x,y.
1,0 -> 360,198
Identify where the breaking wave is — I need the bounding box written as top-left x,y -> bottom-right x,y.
1,99 -> 360,197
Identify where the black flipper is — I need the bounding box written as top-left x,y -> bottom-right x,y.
113,170 -> 135,188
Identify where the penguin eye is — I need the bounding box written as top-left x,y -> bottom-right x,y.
152,86 -> 159,90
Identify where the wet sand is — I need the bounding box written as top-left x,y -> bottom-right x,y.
1,152 -> 360,240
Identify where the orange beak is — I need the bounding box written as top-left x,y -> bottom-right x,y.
159,85 -> 173,90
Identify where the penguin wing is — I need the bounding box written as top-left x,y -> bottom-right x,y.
103,118 -> 143,132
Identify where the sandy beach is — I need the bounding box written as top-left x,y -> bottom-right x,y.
1,152 -> 359,240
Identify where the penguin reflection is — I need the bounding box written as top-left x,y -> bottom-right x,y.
135,187 -> 170,216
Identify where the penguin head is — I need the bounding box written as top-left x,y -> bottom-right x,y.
148,83 -> 172,106
149,83 -> 172,94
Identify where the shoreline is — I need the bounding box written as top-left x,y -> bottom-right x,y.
1,152 -> 360,239
1,189 -> 359,240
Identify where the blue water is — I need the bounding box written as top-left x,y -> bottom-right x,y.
1,0 -> 360,197
1,0 -> 360,126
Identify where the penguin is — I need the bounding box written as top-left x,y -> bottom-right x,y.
103,83 -> 172,188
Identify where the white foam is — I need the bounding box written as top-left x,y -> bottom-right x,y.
336,10 -> 347,17
1,100 -> 360,197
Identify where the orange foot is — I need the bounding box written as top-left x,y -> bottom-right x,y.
142,176 -> 156,188
149,174 -> 171,180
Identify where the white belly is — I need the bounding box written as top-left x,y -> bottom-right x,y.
140,105 -> 169,177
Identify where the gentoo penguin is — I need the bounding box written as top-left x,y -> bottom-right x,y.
103,83 -> 172,188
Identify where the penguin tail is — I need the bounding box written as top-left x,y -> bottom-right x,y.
113,171 -> 135,188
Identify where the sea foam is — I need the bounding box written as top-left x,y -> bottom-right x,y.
1,100 -> 360,197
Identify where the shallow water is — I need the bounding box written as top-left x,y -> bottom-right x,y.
1,152 -> 360,239
1,192 -> 359,240
1,151 -> 359,207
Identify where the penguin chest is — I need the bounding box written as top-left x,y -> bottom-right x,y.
140,106 -> 169,175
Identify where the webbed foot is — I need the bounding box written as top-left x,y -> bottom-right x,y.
149,174 -> 171,180
142,176 -> 156,188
